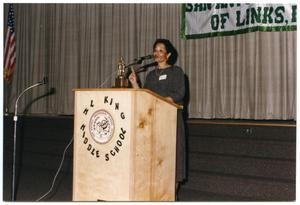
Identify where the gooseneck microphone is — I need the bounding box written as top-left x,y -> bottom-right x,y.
11,77 -> 48,201
14,77 -> 47,120
135,62 -> 158,73
134,54 -> 153,62
125,54 -> 153,70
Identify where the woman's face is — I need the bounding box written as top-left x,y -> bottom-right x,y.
153,43 -> 171,64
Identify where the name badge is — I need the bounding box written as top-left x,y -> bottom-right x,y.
159,74 -> 167,80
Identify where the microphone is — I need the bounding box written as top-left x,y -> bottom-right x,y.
14,76 -> 48,118
11,76 -> 48,201
134,54 -> 153,63
39,77 -> 48,85
125,54 -> 153,68
136,62 -> 158,73
48,87 -> 56,95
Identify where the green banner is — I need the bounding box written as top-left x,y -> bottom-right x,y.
181,3 -> 297,39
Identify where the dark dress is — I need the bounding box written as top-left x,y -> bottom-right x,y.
144,65 -> 186,182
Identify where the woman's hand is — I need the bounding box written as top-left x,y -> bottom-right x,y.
129,71 -> 139,88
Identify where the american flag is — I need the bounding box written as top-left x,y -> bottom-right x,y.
4,4 -> 16,83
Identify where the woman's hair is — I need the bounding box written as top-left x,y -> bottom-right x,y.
153,38 -> 178,65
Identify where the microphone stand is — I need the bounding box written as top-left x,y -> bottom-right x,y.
124,60 -> 142,70
11,78 -> 46,201
135,62 -> 158,73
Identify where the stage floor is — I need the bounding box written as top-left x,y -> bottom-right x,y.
2,165 -> 205,202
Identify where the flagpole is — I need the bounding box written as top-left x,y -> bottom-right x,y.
4,81 -> 10,115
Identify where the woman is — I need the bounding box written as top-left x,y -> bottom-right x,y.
129,38 -> 186,198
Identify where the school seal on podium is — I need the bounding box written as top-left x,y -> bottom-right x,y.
89,109 -> 115,144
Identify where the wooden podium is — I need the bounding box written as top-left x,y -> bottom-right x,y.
72,88 -> 181,201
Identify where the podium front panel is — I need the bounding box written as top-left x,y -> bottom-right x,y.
73,90 -> 132,201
